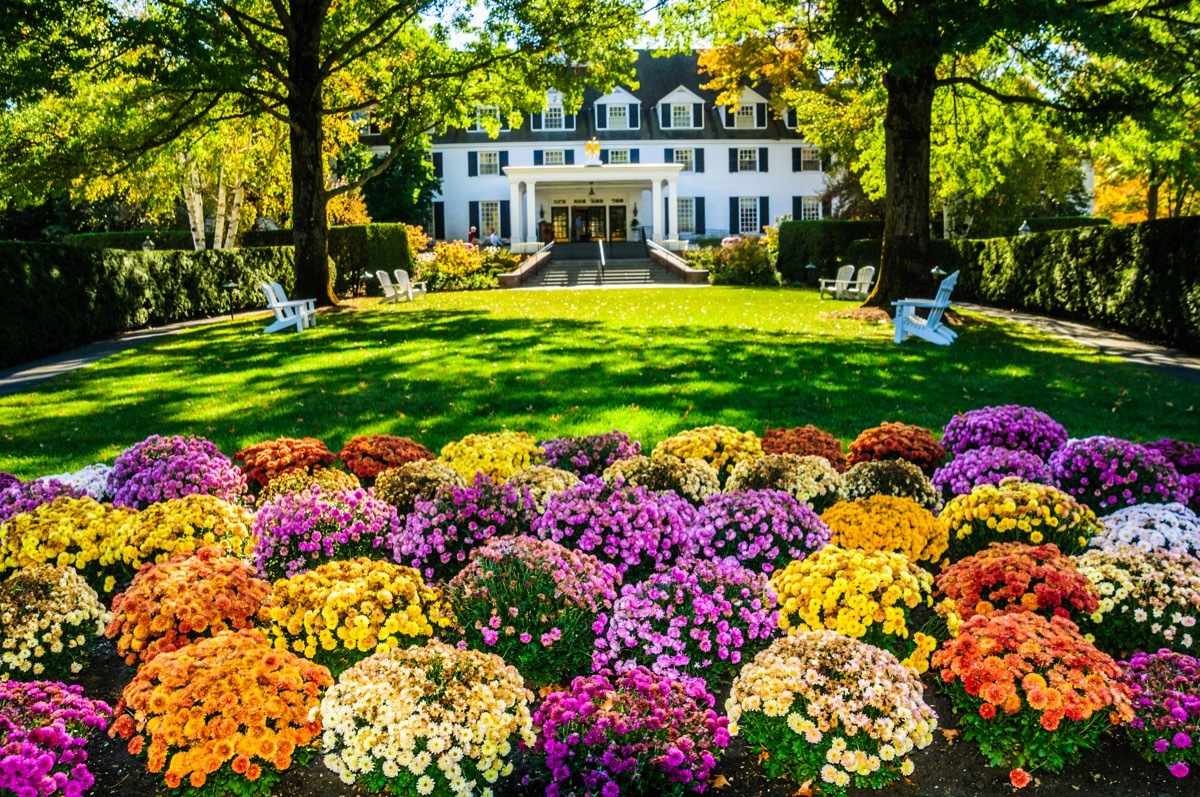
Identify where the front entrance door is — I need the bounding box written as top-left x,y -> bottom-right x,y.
608,206 -> 627,241
572,206 -> 609,241
551,207 -> 570,242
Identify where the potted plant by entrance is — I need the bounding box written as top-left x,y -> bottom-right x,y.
630,216 -> 640,241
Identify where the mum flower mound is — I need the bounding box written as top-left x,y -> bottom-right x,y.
391,475 -> 533,582
1121,649 -> 1200,779
439,431 -> 543,483
105,546 -> 270,666
0,477 -> 88,524
1073,545 -> 1200,656
39,463 -> 113,501
761,424 -> 847,471
264,558 -> 452,676
338,434 -> 434,481
693,489 -> 831,575
941,405 -> 1068,460
931,446 -> 1050,500
506,465 -> 582,514
0,680 -> 111,797
653,424 -> 763,484
109,629 -> 333,795
373,459 -> 465,516
0,564 -> 108,679
771,546 -> 936,672
254,486 -> 400,581
602,454 -> 720,504
106,434 -> 247,509
841,459 -> 941,512
320,640 -> 535,797
107,493 -> 255,576
593,558 -> 779,692
727,631 -> 936,796
527,666 -> 729,797
821,495 -> 948,565
1048,436 -> 1192,516
1090,502 -> 1200,558
725,454 -> 845,514
847,422 -> 946,475
234,437 -> 336,489
933,542 -> 1099,626
941,477 -> 1100,559
531,477 -> 699,582
257,466 -> 361,508
448,535 -> 619,688
932,613 -> 1133,777
541,430 -> 642,478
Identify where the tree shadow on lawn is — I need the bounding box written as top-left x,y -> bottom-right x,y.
2,306 -> 1198,477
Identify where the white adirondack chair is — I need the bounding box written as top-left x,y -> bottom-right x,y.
259,282 -> 312,334
394,269 -> 427,301
376,270 -> 402,303
819,265 -> 856,299
268,282 -> 316,328
844,266 -> 876,300
893,270 -> 960,345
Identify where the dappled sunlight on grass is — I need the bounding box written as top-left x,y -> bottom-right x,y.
1,286 -> 1197,478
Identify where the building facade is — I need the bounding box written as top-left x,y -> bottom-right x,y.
422,51 -> 831,248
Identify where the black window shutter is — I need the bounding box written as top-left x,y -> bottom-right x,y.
533,150 -> 543,166
664,147 -> 674,164
630,104 -> 640,129
695,198 -> 705,234
759,147 -> 769,172
468,201 -> 480,233
600,149 -> 609,164
820,152 -> 831,172
822,198 -> 833,219
661,104 -> 672,129
531,112 -> 543,131
499,201 -> 511,238
759,197 -> 769,230
499,151 -> 509,170
567,112 -> 576,130
792,147 -> 802,172
792,197 -> 803,219
565,150 -> 575,165
695,148 -> 705,173
433,152 -> 444,179
729,148 -> 738,172
467,151 -> 478,177
729,197 -> 739,233
693,103 -> 703,128
595,104 -> 607,129
433,201 -> 446,240
630,148 -> 640,164
755,103 -> 766,127
725,107 -> 735,127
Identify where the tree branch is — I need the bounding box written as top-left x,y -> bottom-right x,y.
937,76 -> 1083,112
320,2 -> 421,76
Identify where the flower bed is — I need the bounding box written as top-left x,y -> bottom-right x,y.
109,629 -> 332,794
106,546 -> 270,666
933,613 -> 1133,780
847,422 -> 945,475
771,546 -> 936,672
602,454 -> 721,504
594,558 -> 779,691
531,477 -> 698,582
941,405 -> 1068,459
541,430 -> 641,477
653,424 -> 763,483
390,474 -> 532,581
338,434 -> 433,480
693,489 -> 831,574
234,437 -> 337,488
254,486 -> 400,581
448,535 -> 618,688
106,434 -> 247,509
727,631 -> 936,795
264,558 -> 451,675
256,466 -> 361,507
528,667 -> 728,797
761,424 -> 848,471
726,454 -> 845,513
1121,650 -> 1200,778
1089,502 -> 1200,557
0,565 -> 108,679
0,496 -> 136,593
821,495 -> 948,565
439,431 -> 543,482
932,446 -> 1050,499
0,680 -> 111,797
320,640 -> 534,793
1049,436 -> 1191,515
941,477 -> 1099,559
841,459 -> 941,512
372,459 -> 465,516
506,465 -> 581,514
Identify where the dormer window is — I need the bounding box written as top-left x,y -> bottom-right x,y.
594,89 -> 640,131
608,104 -> 628,130
721,89 -> 769,130
672,104 -> 691,127
658,87 -> 705,130
734,106 -> 756,128
545,106 -> 564,129
532,96 -> 576,131
471,106 -> 506,133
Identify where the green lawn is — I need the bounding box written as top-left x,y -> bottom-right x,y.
2,286 -> 1197,479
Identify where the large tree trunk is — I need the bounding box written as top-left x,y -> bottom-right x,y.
864,66 -> 938,307
181,154 -> 207,251
224,184 -> 244,249
287,2 -> 337,306
212,166 -> 228,250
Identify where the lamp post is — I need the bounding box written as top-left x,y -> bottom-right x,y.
359,271 -> 373,298
220,281 -> 238,322
1018,220 -> 1032,236
141,237 -> 155,252
805,262 -> 818,287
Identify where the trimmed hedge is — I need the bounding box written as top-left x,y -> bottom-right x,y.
243,224 -> 411,295
776,220 -> 884,281
62,231 -> 201,250
0,243 -> 295,369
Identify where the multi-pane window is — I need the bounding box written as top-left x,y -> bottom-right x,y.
479,151 -> 500,176
738,148 -> 758,172
543,150 -> 565,166
678,198 -> 696,234
608,104 -> 628,130
673,148 -> 694,172
350,111 -> 381,135
801,147 -> 821,171
672,103 -> 693,128
734,105 -> 757,129
544,106 -> 565,129
473,106 -> 502,131
608,149 -> 630,165
738,197 -> 759,235
800,196 -> 822,220
480,201 -> 500,238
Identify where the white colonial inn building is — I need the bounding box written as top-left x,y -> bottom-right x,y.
420,51 -> 831,248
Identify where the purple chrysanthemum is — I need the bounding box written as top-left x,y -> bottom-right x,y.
1121,650 -> 1200,779
941,405 -> 1067,459
0,478 -> 88,525
0,473 -> 19,491
540,432 -> 642,478
693,489 -> 830,574
1048,436 -> 1192,516
106,434 -> 246,509
0,680 -> 111,797
932,446 -> 1050,498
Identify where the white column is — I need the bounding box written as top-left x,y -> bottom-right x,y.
509,181 -> 523,245
667,178 -> 679,242
525,180 -> 538,244
650,180 -> 664,242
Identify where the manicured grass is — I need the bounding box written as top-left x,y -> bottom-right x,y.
1,286 -> 1197,479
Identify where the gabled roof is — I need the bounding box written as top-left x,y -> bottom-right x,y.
656,85 -> 705,106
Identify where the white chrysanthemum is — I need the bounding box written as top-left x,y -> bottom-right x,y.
41,463 -> 113,500
1091,503 -> 1200,557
